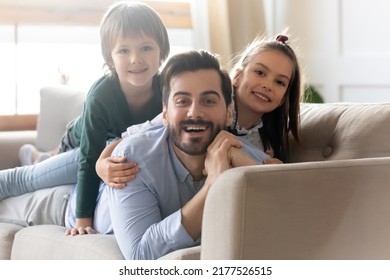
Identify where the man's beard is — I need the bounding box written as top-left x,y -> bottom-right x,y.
169,119 -> 225,156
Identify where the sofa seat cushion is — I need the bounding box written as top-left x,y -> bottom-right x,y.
11,225 -> 124,260
290,103 -> 390,162
0,223 -> 23,260
158,245 -> 201,260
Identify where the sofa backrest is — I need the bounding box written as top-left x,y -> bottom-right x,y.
36,90 -> 390,162
290,103 -> 390,162
36,87 -> 86,152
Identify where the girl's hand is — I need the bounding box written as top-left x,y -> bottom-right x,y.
263,150 -> 283,164
96,155 -> 140,188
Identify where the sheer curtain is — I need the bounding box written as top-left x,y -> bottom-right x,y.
207,0 -> 266,68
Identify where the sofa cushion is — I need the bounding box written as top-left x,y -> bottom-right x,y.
36,87 -> 86,152
11,225 -> 124,260
0,223 -> 23,260
158,246 -> 201,260
290,103 -> 390,162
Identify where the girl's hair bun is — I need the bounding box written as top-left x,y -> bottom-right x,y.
275,35 -> 288,44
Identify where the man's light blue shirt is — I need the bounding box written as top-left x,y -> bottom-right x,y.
105,125 -> 269,260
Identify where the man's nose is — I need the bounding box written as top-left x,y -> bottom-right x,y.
187,102 -> 204,119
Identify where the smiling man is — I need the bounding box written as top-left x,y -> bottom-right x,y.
105,50 -> 269,260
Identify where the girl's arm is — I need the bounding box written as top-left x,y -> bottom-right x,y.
96,138 -> 140,188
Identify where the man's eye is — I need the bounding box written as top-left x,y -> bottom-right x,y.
203,99 -> 216,105
176,99 -> 188,106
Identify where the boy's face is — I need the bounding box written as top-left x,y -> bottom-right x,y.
111,34 -> 161,89
162,69 -> 232,156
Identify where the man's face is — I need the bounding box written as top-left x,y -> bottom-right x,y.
162,69 -> 232,156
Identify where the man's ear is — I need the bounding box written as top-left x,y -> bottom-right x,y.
225,104 -> 233,127
162,105 -> 168,127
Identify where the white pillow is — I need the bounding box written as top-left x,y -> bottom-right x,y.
36,87 -> 86,152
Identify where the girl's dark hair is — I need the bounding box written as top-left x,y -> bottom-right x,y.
100,1 -> 170,76
230,34 -> 302,162
161,50 -> 232,107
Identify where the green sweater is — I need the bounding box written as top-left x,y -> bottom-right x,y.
70,74 -> 162,218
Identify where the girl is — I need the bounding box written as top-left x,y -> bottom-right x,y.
0,1 -> 170,235
229,34 -> 301,163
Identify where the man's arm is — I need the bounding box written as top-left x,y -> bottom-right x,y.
181,131 -> 270,240
106,136 -> 196,260
107,177 -> 196,260
181,131 -> 242,240
107,131 -> 260,258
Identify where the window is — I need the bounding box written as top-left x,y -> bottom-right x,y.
0,0 -> 198,119
0,25 -> 103,115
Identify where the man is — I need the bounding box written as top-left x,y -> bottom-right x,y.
104,50 -> 269,260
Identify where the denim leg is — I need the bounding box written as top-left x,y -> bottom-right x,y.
0,148 -> 79,200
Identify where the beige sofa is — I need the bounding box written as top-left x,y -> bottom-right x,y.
1,86 -> 390,260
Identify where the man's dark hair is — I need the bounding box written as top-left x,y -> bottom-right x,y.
161,50 -> 232,107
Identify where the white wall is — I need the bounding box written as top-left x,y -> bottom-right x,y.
261,0 -> 390,103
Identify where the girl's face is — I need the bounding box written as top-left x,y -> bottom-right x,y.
233,50 -> 293,126
111,34 -> 161,89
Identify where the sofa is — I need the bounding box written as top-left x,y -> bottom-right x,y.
1,86 -> 390,260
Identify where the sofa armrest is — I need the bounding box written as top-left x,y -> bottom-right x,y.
0,87 -> 85,169
0,131 -> 37,170
201,157 -> 390,260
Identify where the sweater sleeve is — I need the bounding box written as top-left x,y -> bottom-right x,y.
75,96 -> 109,218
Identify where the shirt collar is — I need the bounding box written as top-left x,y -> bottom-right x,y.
231,101 -> 263,135
168,138 -> 193,183
167,138 -> 206,189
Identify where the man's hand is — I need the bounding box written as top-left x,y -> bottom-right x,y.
65,218 -> 96,236
96,155 -> 139,188
203,131 -> 242,182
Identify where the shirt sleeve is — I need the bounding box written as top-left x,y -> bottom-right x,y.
106,141 -> 196,260
106,178 -> 196,260
121,113 -> 163,138
241,141 -> 270,164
